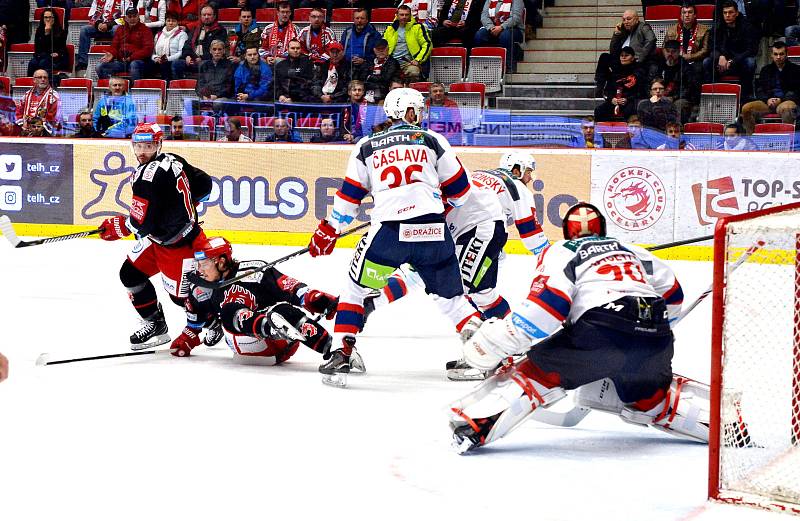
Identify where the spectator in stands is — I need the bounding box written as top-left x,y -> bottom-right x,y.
310,117 -> 347,143
654,40 -> 699,124
784,9 -> 800,46
235,46 -> 274,102
93,75 -> 137,138
656,121 -> 696,150
152,11 -> 187,81
274,38 -> 315,102
704,1 -> 758,98
430,0 -> 485,51
398,0 -> 438,27
28,8 -> 69,80
740,40 -> 800,134
217,117 -> 253,141
260,1 -> 298,65
230,7 -> 260,65
594,46 -> 644,122
626,114 -> 651,149
720,123 -> 751,150
71,109 -> 103,138
299,7 -> 336,74
197,39 -> 235,102
266,116 -> 300,142
344,79 -> 368,143
166,114 -> 197,140
665,4 -> 709,84
174,4 -> 227,79
169,0 -> 203,32
384,4 -> 432,83
354,38 -> 400,103
637,77 -> 678,131
581,116 -> 595,148
474,0 -> 524,74
595,10 -> 655,95
96,7 -> 155,82
312,41 -> 351,103
340,7 -> 381,68
24,116 -> 50,137
76,0 -> 127,74
137,0 -> 166,32
424,81 -> 462,145
15,69 -> 61,136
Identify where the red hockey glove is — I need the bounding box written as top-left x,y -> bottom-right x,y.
303,289 -> 338,320
99,215 -> 131,241
170,327 -> 202,357
308,219 -> 338,257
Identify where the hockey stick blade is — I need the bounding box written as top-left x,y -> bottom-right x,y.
0,215 -> 101,248
36,348 -> 171,365
530,405 -> 592,428
188,222 -> 370,290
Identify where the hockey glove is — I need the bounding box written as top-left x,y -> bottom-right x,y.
303,289 -> 338,320
308,220 -> 338,257
99,215 -> 131,241
171,327 -> 202,357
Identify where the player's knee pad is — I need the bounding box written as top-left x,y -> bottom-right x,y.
620,375 -> 709,443
119,259 -> 150,291
449,359 -> 567,448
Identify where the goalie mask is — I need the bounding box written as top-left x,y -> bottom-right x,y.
562,202 -> 606,240
383,88 -> 425,124
499,151 -> 536,179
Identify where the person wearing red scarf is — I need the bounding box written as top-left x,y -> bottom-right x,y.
173,3 -> 226,79
15,69 -> 60,135
259,1 -> 298,65
665,4 -> 709,82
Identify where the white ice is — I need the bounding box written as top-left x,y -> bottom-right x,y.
0,239 -> 788,521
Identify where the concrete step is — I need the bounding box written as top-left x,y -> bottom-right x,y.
504,84 -> 597,98
496,97 -> 600,110
543,16 -> 618,27
508,72 -> 596,83
553,0 -> 639,6
546,5 -> 628,14
517,61 -> 597,73
537,27 -> 609,38
490,108 -> 595,117
526,49 -> 604,62
529,38 -> 608,51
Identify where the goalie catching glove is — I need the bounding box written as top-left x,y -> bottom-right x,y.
99,215 -> 131,241
308,220 -> 338,257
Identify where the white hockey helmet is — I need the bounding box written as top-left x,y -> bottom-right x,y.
499,151 -> 536,179
383,87 -> 425,124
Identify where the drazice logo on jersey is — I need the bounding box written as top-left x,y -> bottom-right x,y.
603,166 -> 665,231
691,175 -> 739,225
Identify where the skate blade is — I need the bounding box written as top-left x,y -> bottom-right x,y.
447,368 -> 488,381
321,373 -> 348,388
130,334 -> 171,351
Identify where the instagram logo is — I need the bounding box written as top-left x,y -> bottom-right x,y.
0,185 -> 22,211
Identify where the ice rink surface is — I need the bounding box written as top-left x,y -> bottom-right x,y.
0,239 -> 789,521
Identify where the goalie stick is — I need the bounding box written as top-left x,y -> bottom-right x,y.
187,222 -> 371,290
0,215 -> 101,248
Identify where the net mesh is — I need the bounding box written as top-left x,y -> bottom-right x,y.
717,207 -> 800,509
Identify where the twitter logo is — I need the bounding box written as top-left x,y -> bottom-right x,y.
0,154 -> 22,181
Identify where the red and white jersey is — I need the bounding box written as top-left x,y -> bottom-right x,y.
470,168 -> 548,254
329,123 -> 471,232
445,174 -> 505,239
508,237 -> 684,342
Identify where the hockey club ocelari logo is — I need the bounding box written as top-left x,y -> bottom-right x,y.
603,166 -> 665,231
691,176 -> 739,225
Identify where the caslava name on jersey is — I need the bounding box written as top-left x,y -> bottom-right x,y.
372,148 -> 429,169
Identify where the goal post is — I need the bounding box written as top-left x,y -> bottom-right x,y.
709,201 -> 800,515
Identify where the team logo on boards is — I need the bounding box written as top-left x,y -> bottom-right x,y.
691,176 -> 739,225
603,166 -> 665,231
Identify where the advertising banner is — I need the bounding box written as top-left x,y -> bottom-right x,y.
590,152 -> 676,244
0,141 -> 73,223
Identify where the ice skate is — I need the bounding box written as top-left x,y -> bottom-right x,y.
203,318 -> 224,347
130,304 -> 170,350
320,337 -> 357,387
446,359 -> 488,381
449,413 -> 500,454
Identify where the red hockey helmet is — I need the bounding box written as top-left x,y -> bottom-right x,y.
194,236 -> 233,262
131,122 -> 164,146
562,202 -> 606,240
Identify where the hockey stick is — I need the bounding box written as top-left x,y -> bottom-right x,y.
0,215 -> 101,248
646,234 -> 713,252
36,348 -> 172,366
186,222 -> 371,290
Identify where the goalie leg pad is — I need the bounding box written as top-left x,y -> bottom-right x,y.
462,317 -> 531,371
574,378 -> 626,416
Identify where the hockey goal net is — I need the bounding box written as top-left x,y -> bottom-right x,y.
709,202 -> 800,515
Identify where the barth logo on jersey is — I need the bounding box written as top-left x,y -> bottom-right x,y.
577,240 -> 622,261
129,195 -> 149,222
603,167 -> 665,231
691,176 -> 739,225
370,133 -> 424,148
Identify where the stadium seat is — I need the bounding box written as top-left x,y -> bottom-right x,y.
132,79 -> 167,121
30,7 -> 66,42
645,5 -> 681,48
94,77 -> 131,102
466,47 -> 505,94
694,4 -> 715,22
87,44 -> 113,82
789,46 -> 800,66
183,115 -> 216,141
57,44 -> 76,76
256,8 -> 277,26
409,81 -> 432,93
68,8 -> 91,47
370,7 -> 396,34
215,115 -> 254,140
447,82 -> 485,128
165,79 -> 198,117
6,44 -> 34,81
596,121 -> 629,149
683,121 -> 723,150
295,116 -> 322,142
330,8 -> 355,39
430,47 -> 466,86
218,8 -> 241,33
59,78 -> 93,118
752,122 -> 795,151
292,7 -> 314,31
12,77 -> 33,105
698,83 -> 741,125
143,114 -> 175,138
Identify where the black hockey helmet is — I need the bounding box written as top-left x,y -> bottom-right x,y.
562,202 -> 606,240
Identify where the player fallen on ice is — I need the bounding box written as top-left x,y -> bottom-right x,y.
307,87 -> 483,387
446,202 -> 730,453
169,236 -> 362,370
98,122 -> 214,350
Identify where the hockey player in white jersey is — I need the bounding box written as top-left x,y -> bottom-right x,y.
446,202 -> 724,453
307,87 -> 481,386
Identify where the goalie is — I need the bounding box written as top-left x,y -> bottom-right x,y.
447,202 -> 718,453
170,236 -> 363,370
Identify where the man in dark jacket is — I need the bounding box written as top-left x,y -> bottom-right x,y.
340,7 -> 381,68
197,40 -> 235,101
429,0 -> 485,51
596,10 -> 656,96
312,42 -> 351,104
173,4 -> 227,79
353,38 -> 400,103
96,7 -> 154,82
703,0 -> 758,98
274,38 -> 315,103
594,46 -> 646,121
740,40 -> 800,133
